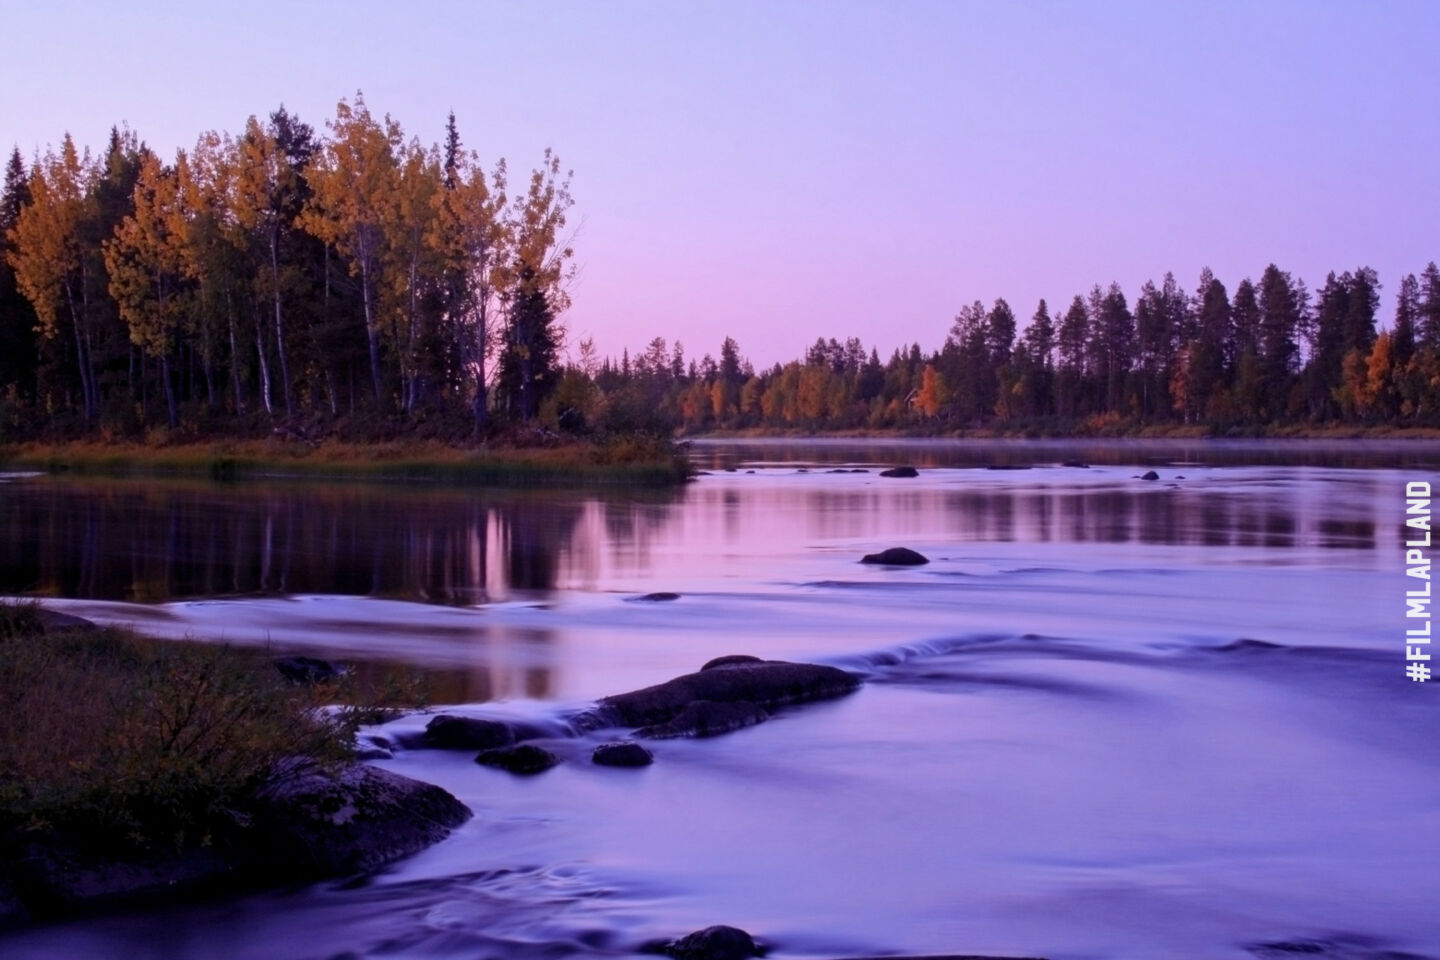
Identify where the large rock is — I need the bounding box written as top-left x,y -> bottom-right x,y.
590,658 -> 859,731
5,763 -> 471,920
474,744 -> 560,775
423,714 -> 516,750
861,547 -> 929,566
249,762 -> 472,877
637,701 -> 769,739
1139,470 -> 1160,481
879,466 -> 919,478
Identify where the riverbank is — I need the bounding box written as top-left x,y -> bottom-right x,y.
0,604 -> 469,928
0,436 -> 693,487
687,422 -> 1440,440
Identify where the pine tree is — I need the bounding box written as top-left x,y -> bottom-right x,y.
0,148 -> 38,410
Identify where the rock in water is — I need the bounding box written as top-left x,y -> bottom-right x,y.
637,701 -> 770,739
474,744 -> 560,775
860,547 -> 929,565
274,656 -> 343,685
700,654 -> 764,671
879,466 -> 919,478
250,763 -> 472,878
663,925 -> 762,960
423,714 -> 516,750
1140,469 -> 1160,481
594,658 -> 859,731
592,741 -> 655,766
631,592 -> 681,602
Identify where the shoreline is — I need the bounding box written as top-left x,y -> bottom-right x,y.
0,438 -> 693,487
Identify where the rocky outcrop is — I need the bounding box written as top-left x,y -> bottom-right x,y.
1140,470 -> 1160,481
860,547 -> 929,565
879,466 -> 919,478
423,714 -> 516,750
637,701 -> 770,739
592,741 -> 655,766
585,658 -> 859,736
3,763 -> 470,923
474,744 -> 560,775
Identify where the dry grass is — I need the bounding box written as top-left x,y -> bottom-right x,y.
0,603 -> 355,854
0,436 -> 693,487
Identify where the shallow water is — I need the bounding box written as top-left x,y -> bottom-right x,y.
3,440 -> 1438,960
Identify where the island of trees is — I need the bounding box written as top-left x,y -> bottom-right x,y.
1,96 -> 1437,442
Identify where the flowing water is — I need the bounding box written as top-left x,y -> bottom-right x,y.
2,439 -> 1438,960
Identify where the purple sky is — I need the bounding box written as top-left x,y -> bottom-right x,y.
5,0 -> 1438,367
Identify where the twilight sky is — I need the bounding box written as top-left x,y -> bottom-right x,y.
3,0 -> 1437,367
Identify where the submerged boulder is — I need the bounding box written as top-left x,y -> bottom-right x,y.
631,592 -> 681,602
860,547 -> 929,566
423,714 -> 516,751
474,744 -> 560,775
637,701 -> 770,739
591,658 -> 859,732
879,466 -> 919,478
592,741 -> 655,767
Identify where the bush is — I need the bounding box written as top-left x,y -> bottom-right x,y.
0,604 -> 354,855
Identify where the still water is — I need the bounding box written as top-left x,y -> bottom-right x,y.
2,439 -> 1437,960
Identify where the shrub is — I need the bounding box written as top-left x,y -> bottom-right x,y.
0,606 -> 354,855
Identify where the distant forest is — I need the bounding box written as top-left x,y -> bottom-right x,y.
2,99 -> 1438,441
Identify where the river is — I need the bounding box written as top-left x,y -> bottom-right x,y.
2,439 -> 1437,960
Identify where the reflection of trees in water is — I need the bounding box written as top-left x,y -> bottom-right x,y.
0,480 -> 681,603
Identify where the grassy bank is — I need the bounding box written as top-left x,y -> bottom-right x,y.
0,436 -> 694,487
0,603 -> 400,859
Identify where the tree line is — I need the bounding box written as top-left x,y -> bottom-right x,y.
2,99 -> 1438,440
591,263 -> 1440,434
0,95 -> 573,439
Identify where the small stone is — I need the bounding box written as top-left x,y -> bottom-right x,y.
700,654 -> 764,671
879,466 -> 919,478
274,656 -> 343,685
664,925 -> 762,960
593,741 -> 654,767
474,744 -> 560,775
860,547 -> 929,566
631,592 -> 681,602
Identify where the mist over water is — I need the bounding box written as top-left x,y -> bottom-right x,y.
2,440 -> 1437,960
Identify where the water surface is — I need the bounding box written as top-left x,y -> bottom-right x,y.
2,439 -> 1436,960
